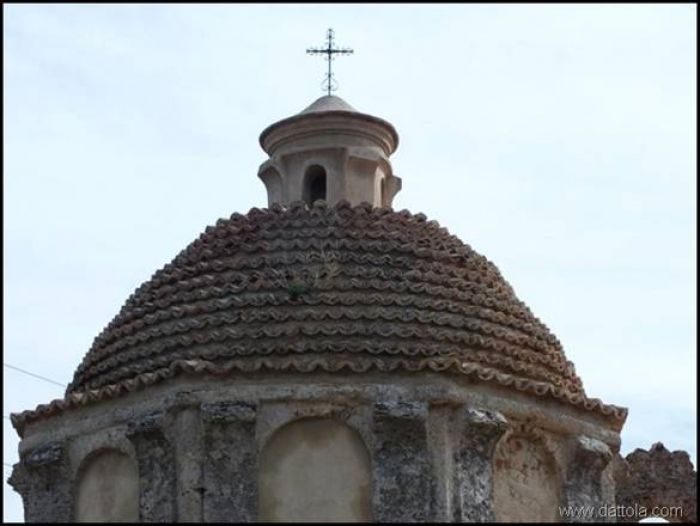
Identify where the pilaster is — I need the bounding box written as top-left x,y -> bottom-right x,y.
372,400 -> 433,522
563,435 -> 613,522
9,441 -> 72,523
126,411 -> 177,522
455,408 -> 509,522
201,401 -> 258,522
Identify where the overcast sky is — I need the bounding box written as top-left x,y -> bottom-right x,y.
3,4 -> 696,522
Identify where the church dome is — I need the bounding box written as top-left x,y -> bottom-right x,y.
10,33 -> 636,525
59,200 -> 624,421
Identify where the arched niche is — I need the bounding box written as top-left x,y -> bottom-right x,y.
493,432 -> 561,522
74,448 -> 139,523
303,165 -> 327,205
258,417 -> 372,522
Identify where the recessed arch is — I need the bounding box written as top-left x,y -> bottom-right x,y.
493,433 -> 561,522
258,417 -> 372,522
74,448 -> 139,522
303,164 -> 327,205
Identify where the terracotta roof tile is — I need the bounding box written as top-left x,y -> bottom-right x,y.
11,200 -> 627,434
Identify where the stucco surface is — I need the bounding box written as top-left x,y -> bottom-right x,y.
258,417 -> 372,522
493,433 -> 560,522
258,95 -> 400,207
74,449 -> 139,522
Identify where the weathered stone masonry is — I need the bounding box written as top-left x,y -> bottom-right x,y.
10,373 -> 629,522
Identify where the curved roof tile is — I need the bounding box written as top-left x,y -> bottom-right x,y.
11,201 -> 627,434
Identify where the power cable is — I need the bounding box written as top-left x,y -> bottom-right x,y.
3,363 -> 66,388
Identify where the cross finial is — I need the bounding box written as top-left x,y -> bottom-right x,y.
306,28 -> 354,96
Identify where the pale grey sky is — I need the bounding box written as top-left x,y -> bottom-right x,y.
3,4 -> 696,522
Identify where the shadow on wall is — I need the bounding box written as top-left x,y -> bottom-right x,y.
303,165 -> 327,206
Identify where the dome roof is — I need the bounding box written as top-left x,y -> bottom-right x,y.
12,201 -> 626,433
259,96 -> 399,155
299,95 -> 358,114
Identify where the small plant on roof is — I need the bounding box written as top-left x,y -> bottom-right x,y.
287,280 -> 309,301
265,249 -> 340,302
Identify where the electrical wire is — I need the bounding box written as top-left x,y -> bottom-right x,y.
3,363 -> 66,388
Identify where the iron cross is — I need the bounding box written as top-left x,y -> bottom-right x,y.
306,28 -> 353,96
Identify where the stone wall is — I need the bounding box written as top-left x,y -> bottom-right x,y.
10,373 -> 622,523
614,442 -> 697,523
